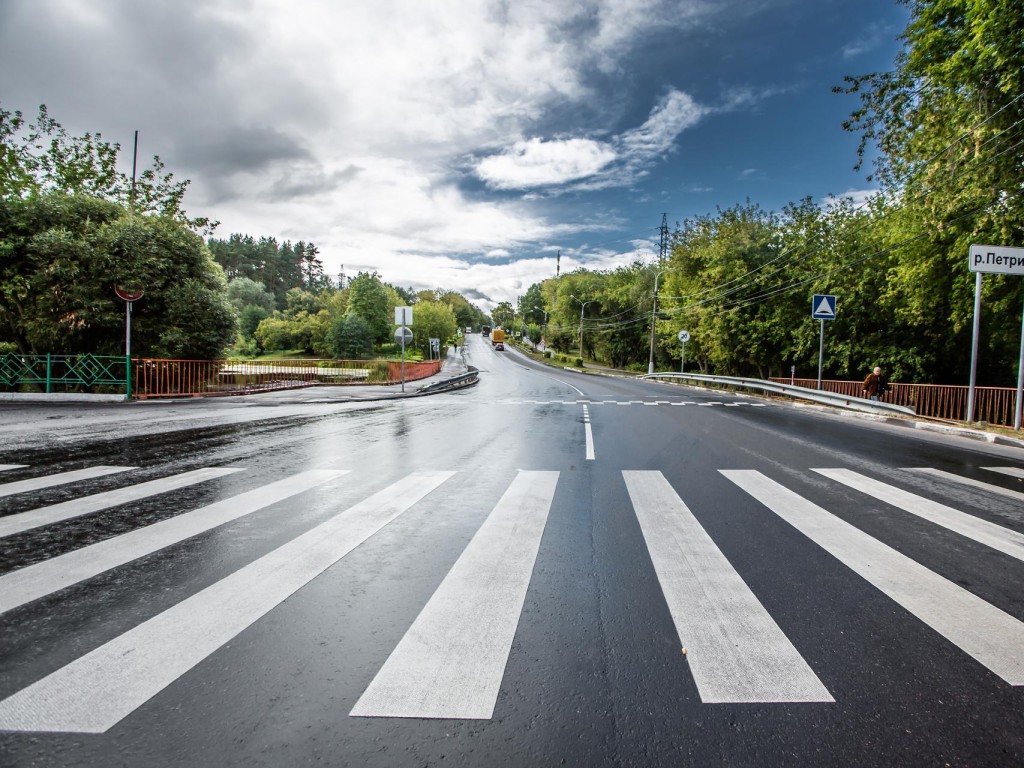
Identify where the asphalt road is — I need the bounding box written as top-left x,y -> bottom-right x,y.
1,333 -> 1023,767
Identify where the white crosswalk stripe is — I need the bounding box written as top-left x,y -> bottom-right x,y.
351,471 -> 559,719
0,465 -> 136,499
907,467 -> 1024,503
723,469 -> 1024,685
623,471 -> 832,703
0,467 -> 245,539
814,468 -> 1024,562
0,471 -> 452,733
0,469 -> 346,616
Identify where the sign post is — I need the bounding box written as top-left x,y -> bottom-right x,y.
677,330 -> 690,373
394,307 -> 413,393
115,286 -> 144,399
812,294 -> 837,390
967,245 -> 1024,425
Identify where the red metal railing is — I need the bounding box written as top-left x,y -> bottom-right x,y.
769,377 -> 1019,427
133,358 -> 442,399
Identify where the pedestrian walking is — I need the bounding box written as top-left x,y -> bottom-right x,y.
862,366 -> 888,401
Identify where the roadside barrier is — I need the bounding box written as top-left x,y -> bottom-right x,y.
132,358 -> 442,399
642,373 -> 917,418
0,354 -> 129,397
769,377 -> 1016,427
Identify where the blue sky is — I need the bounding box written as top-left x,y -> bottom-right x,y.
0,0 -> 909,310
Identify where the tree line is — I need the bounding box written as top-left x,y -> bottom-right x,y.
0,105 -> 490,361
515,0 -> 1023,385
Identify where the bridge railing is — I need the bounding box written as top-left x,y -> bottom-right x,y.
132,358 -> 442,399
769,377 -> 1016,427
0,354 -> 130,397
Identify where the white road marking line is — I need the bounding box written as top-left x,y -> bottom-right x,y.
983,466 -> 1024,481
813,468 -> 1024,562
0,465 -> 27,472
907,467 -> 1024,503
0,470 -> 346,616
623,471 -> 832,704
0,471 -> 453,734
723,470 -> 1024,685
350,470 -> 559,720
583,405 -> 595,461
0,466 -> 136,500
0,467 -> 245,539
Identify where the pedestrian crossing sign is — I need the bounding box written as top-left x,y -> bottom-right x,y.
812,294 -> 836,320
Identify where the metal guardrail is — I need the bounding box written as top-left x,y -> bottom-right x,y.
417,367 -> 479,394
640,372 -> 917,417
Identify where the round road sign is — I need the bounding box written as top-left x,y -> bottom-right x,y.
678,330 -> 690,343
394,327 -> 414,344
115,286 -> 145,302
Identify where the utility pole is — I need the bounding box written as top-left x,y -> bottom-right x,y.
648,270 -> 665,374
571,295 -> 593,364
556,249 -> 561,278
659,212 -> 669,265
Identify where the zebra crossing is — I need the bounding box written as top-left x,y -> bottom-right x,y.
0,459 -> 1023,732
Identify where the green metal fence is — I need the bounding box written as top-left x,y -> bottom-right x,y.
0,354 -> 130,398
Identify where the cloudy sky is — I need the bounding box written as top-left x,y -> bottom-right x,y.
1,0 -> 907,311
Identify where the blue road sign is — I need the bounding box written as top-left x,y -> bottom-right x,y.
812,294 -> 836,320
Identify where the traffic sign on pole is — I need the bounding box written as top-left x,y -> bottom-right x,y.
811,295 -> 836,389
811,294 -> 836,320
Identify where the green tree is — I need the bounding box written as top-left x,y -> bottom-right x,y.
412,300 -> 457,357
0,103 -> 215,233
0,192 -> 236,358
837,0 -> 1024,383
326,313 -> 374,358
347,271 -> 391,343
491,300 -> 516,329
227,277 -> 275,313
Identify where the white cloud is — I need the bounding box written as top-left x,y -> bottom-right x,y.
476,137 -> 618,189
475,88 -> 706,192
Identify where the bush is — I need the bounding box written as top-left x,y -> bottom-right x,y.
575,358 -> 583,367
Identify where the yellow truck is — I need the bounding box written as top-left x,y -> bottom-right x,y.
491,328 -> 505,350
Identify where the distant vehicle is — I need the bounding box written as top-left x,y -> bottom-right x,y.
465,326 -> 472,333
482,325 -> 491,337
491,329 -> 505,350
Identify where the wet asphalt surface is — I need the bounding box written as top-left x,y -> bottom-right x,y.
1,334 -> 1024,767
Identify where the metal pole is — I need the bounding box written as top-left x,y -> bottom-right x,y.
126,300 -> 132,359
401,320 -> 407,393
648,272 -> 661,375
579,305 -> 584,362
1015,290 -> 1024,430
130,130 -> 139,213
817,319 -> 824,390
680,341 -> 685,373
967,272 -> 983,421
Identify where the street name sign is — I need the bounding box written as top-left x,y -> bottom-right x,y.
812,294 -> 836,320
969,244 -> 1024,275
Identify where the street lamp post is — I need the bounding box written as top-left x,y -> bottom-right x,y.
571,295 -> 593,364
533,306 -> 549,350
648,270 -> 665,375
